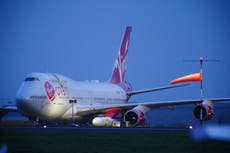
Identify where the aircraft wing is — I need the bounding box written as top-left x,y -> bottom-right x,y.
0,98 -> 17,111
76,98 -> 230,116
0,105 -> 17,120
127,84 -> 189,96
132,98 -> 230,108
0,99 -> 17,120
0,105 -> 17,111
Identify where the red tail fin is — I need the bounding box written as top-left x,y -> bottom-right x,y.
110,26 -> 132,84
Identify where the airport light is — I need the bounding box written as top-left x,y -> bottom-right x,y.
69,99 -> 77,126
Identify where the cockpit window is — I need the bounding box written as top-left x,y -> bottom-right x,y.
24,77 -> 40,81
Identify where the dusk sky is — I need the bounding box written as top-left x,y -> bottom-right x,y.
1,0 -> 230,104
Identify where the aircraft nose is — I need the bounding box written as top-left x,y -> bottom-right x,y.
16,83 -> 31,105
16,81 -> 42,116
16,88 -> 37,116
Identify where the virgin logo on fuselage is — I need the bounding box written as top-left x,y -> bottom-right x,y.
45,81 -> 55,101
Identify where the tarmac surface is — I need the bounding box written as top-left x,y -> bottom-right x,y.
0,126 -> 190,133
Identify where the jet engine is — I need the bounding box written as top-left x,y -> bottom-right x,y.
123,109 -> 145,127
193,103 -> 214,121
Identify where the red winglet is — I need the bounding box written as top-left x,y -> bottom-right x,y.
171,73 -> 202,84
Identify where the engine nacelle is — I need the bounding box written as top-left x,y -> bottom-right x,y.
193,103 -> 214,121
92,117 -> 120,127
124,109 -> 145,127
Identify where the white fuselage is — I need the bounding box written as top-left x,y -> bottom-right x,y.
16,73 -> 128,121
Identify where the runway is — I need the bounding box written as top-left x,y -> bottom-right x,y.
0,126 -> 190,133
1,126 -> 228,153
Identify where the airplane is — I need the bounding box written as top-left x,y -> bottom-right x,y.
191,124 -> 230,142
1,26 -> 230,127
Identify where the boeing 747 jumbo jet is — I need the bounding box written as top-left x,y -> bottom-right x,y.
1,26 -> 230,127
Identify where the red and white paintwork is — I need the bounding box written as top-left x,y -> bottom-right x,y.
8,26 -> 230,127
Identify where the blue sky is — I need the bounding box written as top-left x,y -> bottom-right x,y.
1,0 -> 230,103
